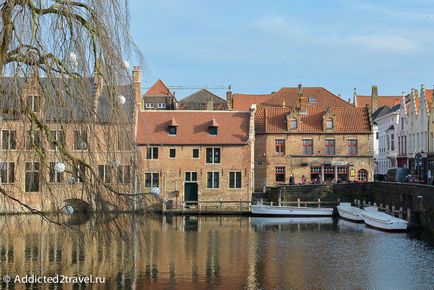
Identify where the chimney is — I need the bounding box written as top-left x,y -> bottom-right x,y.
207,99 -> 214,111
132,66 -> 142,110
296,83 -> 307,112
353,88 -> 357,106
93,59 -> 104,117
371,85 -> 378,113
226,85 -> 233,109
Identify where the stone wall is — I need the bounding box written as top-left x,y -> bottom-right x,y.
267,182 -> 434,231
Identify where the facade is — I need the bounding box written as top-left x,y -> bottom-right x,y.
253,85 -> 373,191
372,105 -> 400,174
397,86 -> 433,178
142,79 -> 178,110
178,89 -> 227,110
135,109 -> 255,206
0,69 -> 140,213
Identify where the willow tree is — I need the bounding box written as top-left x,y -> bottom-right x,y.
0,0 -> 144,217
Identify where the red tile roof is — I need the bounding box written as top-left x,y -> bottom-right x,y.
356,95 -> 401,108
232,93 -> 271,110
136,111 -> 250,145
415,89 -> 433,112
256,106 -> 371,134
145,79 -> 174,96
265,87 -> 353,108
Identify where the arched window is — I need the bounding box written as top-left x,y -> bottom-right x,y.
358,169 -> 368,182
326,118 -> 334,129
290,118 -> 298,129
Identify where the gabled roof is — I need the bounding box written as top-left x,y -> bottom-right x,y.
372,106 -> 392,121
145,79 -> 174,96
356,95 -> 401,108
136,111 -> 250,145
178,89 -> 227,110
265,87 -> 353,108
232,93 -> 272,110
255,106 -> 371,134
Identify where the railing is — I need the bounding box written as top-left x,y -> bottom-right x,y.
353,199 -> 412,222
261,198 -> 337,208
176,200 -> 252,214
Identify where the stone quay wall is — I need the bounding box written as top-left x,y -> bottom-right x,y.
266,182 -> 434,231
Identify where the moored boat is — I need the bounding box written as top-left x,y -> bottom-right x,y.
251,203 -> 334,216
337,202 -> 364,222
361,207 -> 408,231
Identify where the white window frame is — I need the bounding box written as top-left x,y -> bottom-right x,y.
145,103 -> 154,109
158,103 -> 167,109
207,171 -> 220,189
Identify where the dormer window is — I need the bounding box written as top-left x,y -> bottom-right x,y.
308,96 -> 316,103
26,95 -> 40,112
168,118 -> 178,135
158,103 -> 166,109
326,118 -> 334,129
209,118 -> 219,136
290,118 -> 298,129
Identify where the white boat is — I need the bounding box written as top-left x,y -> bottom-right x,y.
361,207 -> 408,231
251,203 -> 334,216
336,202 -> 364,222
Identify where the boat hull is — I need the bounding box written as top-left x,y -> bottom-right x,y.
251,205 -> 334,217
362,211 -> 408,231
337,205 -> 364,222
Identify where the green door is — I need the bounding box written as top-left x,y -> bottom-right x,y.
184,182 -> 198,205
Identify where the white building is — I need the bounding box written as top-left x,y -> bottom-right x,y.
373,105 -> 400,174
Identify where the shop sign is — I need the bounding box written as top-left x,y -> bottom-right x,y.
331,161 -> 348,166
350,168 -> 356,177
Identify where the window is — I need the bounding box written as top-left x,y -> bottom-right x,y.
98,165 -> 112,183
326,118 -> 334,129
311,166 -> 321,174
158,103 -> 167,109
146,146 -> 159,159
229,171 -> 242,189
26,130 -> 41,150
49,162 -> 64,183
145,173 -> 159,188
145,103 -> 154,109
169,148 -> 176,158
1,130 -> 16,150
50,130 -> 65,151
192,148 -> 199,159
275,166 -> 285,182
168,126 -> 177,136
275,139 -> 285,155
358,169 -> 368,182
325,139 -> 335,155
73,163 -> 86,183
206,148 -> 220,163
0,162 -> 15,184
25,162 -> 39,192
207,172 -> 219,188
348,139 -> 358,156
209,126 -> 218,136
290,118 -> 298,129
185,171 -> 198,182
308,96 -> 317,103
26,95 -> 40,112
376,132 -> 379,140
73,130 -> 88,150
302,139 -> 313,155
401,118 -> 404,130
117,165 -> 131,184
391,134 -> 395,151
117,130 -> 130,151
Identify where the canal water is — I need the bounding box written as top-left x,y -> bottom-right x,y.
0,214 -> 433,289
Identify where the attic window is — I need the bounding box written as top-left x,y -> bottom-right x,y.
168,118 -> 178,135
326,118 -> 334,129
209,126 -> 218,136
308,96 -> 316,103
290,118 -> 298,129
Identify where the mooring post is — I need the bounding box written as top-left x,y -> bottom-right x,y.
399,207 -> 403,219
297,198 -> 300,208
392,205 -> 396,216
318,198 -> 321,208
407,208 -> 411,223
386,204 -> 389,213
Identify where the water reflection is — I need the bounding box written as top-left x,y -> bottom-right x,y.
0,214 -> 432,289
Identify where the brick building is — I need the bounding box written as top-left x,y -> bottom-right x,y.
253,84 -> 373,191
135,109 -> 255,206
178,89 -> 227,110
142,79 -> 178,110
0,68 -> 141,213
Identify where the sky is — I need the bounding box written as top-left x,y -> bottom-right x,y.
128,0 -> 434,100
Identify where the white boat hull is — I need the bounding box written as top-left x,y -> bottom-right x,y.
251,204 -> 334,216
251,217 -> 333,227
337,203 -> 364,222
362,210 -> 408,231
